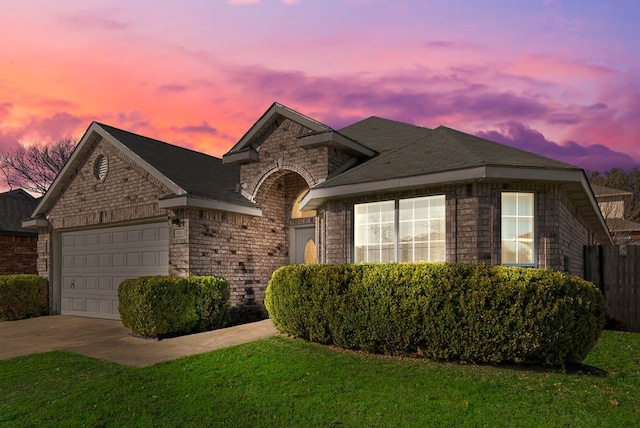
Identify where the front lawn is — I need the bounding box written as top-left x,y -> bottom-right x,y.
1,331 -> 638,427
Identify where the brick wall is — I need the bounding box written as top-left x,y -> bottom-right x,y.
0,234 -> 37,274
37,137 -> 175,312
45,138 -> 173,229
240,118 -> 356,199
558,189 -> 591,276
320,182 -> 589,276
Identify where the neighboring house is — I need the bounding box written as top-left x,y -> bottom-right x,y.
23,103 -> 612,320
0,189 -> 39,275
592,185 -> 640,244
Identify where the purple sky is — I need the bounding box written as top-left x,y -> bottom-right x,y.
1,0 -> 639,180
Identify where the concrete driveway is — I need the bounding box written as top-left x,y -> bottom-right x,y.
0,315 -> 277,367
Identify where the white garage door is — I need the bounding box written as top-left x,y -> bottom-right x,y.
61,222 -> 169,319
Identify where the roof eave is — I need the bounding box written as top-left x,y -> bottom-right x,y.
21,216 -> 49,229
222,148 -> 259,165
297,131 -> 376,158
158,195 -> 262,217
301,165 -> 613,245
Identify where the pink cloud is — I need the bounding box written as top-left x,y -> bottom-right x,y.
172,121 -> 218,136
62,11 -> 128,30
157,83 -> 189,94
0,102 -> 12,118
476,121 -> 637,172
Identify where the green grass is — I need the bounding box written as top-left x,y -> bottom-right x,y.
1,331 -> 639,427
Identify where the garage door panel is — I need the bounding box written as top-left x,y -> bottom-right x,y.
159,250 -> 169,266
143,252 -> 157,266
113,252 -> 126,267
86,233 -> 98,246
112,231 -> 125,244
72,298 -> 85,311
86,276 -> 97,289
61,222 -> 169,319
127,230 -> 141,243
127,253 -> 140,267
86,254 -> 98,267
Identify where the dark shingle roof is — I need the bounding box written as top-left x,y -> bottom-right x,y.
96,123 -> 255,208
336,116 -> 432,153
317,121 -> 579,188
0,189 -> 39,235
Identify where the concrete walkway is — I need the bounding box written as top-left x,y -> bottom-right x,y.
0,315 -> 278,367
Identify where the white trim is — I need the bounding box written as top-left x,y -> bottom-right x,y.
22,217 -> 49,229
158,195 -> 262,217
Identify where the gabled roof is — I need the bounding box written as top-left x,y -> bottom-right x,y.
29,122 -> 260,220
317,123 -> 579,189
301,117 -> 612,244
95,123 -> 256,209
224,103 -> 331,162
0,189 -> 39,236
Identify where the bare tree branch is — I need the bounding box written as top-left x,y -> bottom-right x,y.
0,138 -> 76,195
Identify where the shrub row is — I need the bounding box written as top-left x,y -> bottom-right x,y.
118,275 -> 230,337
0,275 -> 48,321
265,263 -> 605,365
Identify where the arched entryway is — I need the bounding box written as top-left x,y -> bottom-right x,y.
253,169 -> 316,269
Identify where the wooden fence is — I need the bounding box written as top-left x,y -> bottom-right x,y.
584,245 -> 640,332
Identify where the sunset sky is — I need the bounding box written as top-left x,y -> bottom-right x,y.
1,0 -> 639,179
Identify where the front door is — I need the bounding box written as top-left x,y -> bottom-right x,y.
292,226 -> 317,264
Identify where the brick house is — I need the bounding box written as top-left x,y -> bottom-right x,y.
0,189 -> 39,275
24,103 -> 612,320
592,185 -> 640,244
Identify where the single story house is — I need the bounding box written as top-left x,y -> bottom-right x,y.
24,103 -> 612,321
0,189 -> 39,275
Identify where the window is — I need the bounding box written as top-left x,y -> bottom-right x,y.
354,195 -> 445,263
354,201 -> 395,262
501,192 -> 535,266
291,190 -> 316,219
399,196 -> 446,262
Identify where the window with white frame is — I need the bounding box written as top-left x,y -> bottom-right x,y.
354,195 -> 446,263
501,192 -> 535,266
399,196 -> 446,262
354,200 -> 395,262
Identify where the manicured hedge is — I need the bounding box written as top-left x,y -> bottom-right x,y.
0,275 -> 48,321
265,263 -> 605,365
118,275 -> 230,337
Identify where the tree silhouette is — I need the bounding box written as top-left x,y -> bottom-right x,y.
0,138 -> 76,196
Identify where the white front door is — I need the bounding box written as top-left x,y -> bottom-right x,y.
60,222 -> 169,319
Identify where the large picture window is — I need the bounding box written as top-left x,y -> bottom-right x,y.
501,192 -> 535,266
354,195 -> 446,263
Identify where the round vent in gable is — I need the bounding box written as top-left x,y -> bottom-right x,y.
94,155 -> 108,181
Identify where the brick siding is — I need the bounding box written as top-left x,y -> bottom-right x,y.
320,182 -> 592,278
0,234 -> 37,274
